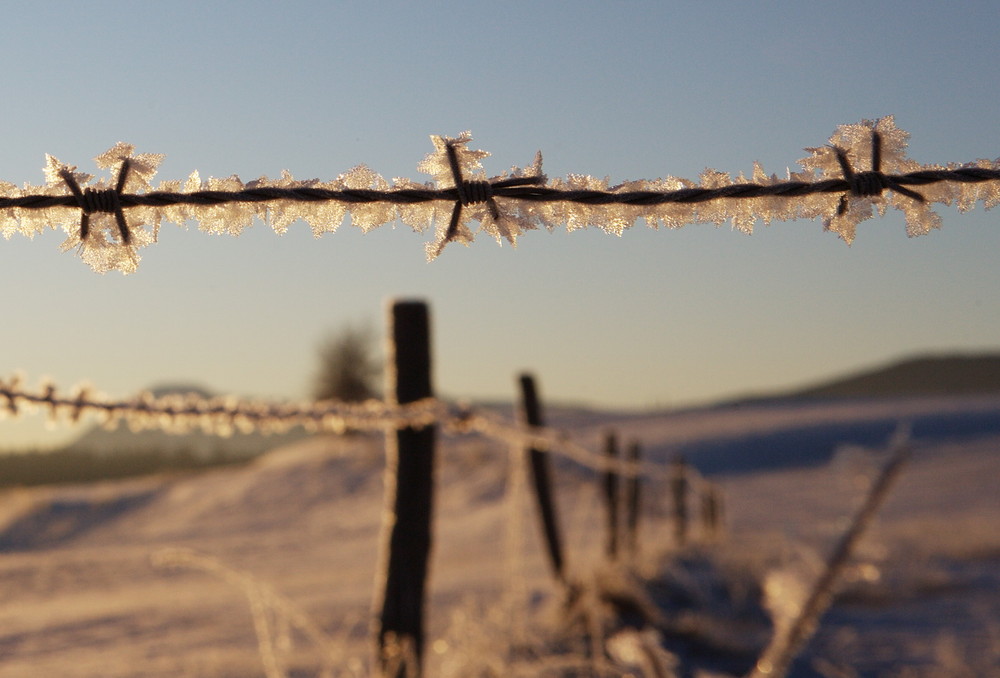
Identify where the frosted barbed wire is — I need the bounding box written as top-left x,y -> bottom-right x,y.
0,117 -> 997,273
448,408 -> 704,484
0,374 -> 448,437
0,373 -> 693,481
447,408 -> 641,475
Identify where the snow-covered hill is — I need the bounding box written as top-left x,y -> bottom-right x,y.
0,396 -> 997,676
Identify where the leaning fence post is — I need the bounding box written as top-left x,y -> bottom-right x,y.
669,453 -> 689,547
373,300 -> 435,678
603,431 -> 620,560
518,373 -> 566,585
625,440 -> 642,557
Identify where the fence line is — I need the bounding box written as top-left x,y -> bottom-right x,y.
1,117 -> 997,272
0,373 -> 692,484
0,374 -> 446,436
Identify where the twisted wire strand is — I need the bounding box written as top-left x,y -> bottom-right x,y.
0,377 -> 448,436
0,375 -> 684,480
57,158 -> 133,244
445,408 -> 666,480
1,120 -> 997,273
3,165 -> 998,212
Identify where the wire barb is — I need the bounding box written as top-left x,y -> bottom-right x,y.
435,140 -> 547,256
440,142 -> 469,254
59,159 -> 133,245
439,141 -> 503,254
834,130 -> 926,217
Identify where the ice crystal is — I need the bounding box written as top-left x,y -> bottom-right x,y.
340,165 -> 394,232
477,150 -> 545,247
302,178 -> 351,237
419,133 -> 545,258
94,142 -> 164,191
194,174 -> 255,236
798,116 -> 946,244
0,181 -> 23,239
954,158 -> 1000,212
59,221 -> 155,275
420,132 -> 494,257
416,131 -> 490,188
394,176 -> 446,235
43,145 -> 166,273
43,154 -> 92,188
251,170 -> 307,235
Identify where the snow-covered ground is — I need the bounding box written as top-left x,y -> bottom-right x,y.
0,396 -> 998,677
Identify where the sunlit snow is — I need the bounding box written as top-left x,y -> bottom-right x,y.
0,395 -> 997,676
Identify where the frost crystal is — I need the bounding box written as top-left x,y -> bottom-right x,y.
42,145 -> 164,273
340,165 -> 393,232
0,118 -> 997,272
94,142 -> 164,191
799,116 -> 944,243
418,133 -> 545,258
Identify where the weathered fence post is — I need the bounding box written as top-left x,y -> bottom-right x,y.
670,453 -> 689,547
624,440 -> 642,557
518,373 -> 566,585
373,300 -> 435,678
701,483 -> 724,540
603,431 -> 620,560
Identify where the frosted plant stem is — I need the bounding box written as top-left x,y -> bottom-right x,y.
748,426 -> 912,678
503,440 -> 530,642
248,586 -> 286,678
151,548 -> 343,677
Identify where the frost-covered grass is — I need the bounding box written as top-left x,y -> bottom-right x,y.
0,397 -> 997,677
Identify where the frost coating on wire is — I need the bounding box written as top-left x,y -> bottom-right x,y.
0,374 -> 448,437
0,373 -> 694,479
0,117 -> 997,273
416,131 -> 545,257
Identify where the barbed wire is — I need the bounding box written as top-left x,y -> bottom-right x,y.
0,374 -> 446,437
1,117 -> 997,273
0,374 -> 685,482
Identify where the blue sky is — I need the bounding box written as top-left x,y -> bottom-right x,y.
2,1 -> 999,448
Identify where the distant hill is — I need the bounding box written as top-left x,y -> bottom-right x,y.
785,354 -> 1000,399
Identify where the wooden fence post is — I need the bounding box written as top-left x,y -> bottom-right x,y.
624,440 -> 642,557
701,483 -> 724,540
670,453 -> 689,547
603,431 -> 620,560
518,373 -> 566,585
373,300 -> 435,678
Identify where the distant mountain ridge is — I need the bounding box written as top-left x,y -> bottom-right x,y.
785,353 -> 1000,399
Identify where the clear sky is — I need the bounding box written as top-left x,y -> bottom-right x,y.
2,1 -> 999,448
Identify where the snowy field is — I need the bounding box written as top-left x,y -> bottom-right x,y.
0,395 -> 998,677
